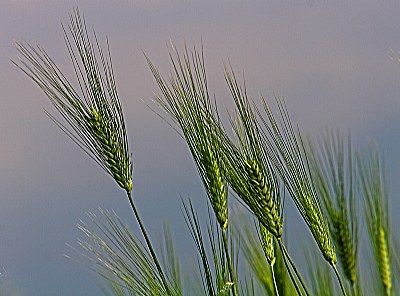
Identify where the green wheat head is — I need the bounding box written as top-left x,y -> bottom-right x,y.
360,144 -> 392,296
146,44 -> 228,230
14,9 -> 133,194
259,96 -> 336,266
215,67 -> 283,240
259,222 -> 276,267
308,131 -> 359,287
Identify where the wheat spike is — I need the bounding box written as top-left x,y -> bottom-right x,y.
88,106 -> 132,193
259,222 -> 276,266
307,131 -> 359,289
302,194 -> 337,265
377,225 -> 392,296
146,44 -> 228,230
202,143 -> 228,229
331,211 -> 356,285
14,9 -> 133,195
360,144 -> 393,296
245,159 -> 282,238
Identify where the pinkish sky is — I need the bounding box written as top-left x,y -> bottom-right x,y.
1,1 -> 400,295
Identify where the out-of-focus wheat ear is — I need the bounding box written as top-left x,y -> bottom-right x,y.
305,249 -> 335,296
258,96 -> 352,295
377,225 -> 392,296
331,212 -> 357,286
307,131 -> 359,290
359,143 -> 392,296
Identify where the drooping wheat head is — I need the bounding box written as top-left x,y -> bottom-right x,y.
245,158 -> 282,238
308,131 -> 358,287
14,9 -> 133,194
259,95 -> 337,266
359,145 -> 392,296
259,222 -> 275,267
88,105 -> 132,193
146,44 -> 228,230
331,210 -> 357,286
377,225 -> 392,296
147,44 -> 236,296
215,66 -> 283,240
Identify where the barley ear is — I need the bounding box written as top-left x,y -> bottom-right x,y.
146,44 -> 228,230
218,66 -> 283,239
14,8 -> 133,194
259,222 -> 276,266
377,225 -> 392,295
307,131 -> 359,288
259,96 -> 337,265
359,144 -> 392,296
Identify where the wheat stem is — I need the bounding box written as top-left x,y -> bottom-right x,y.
127,191 -> 172,295
222,229 -> 237,296
332,263 -> 348,296
271,262 -> 280,296
278,239 -> 310,296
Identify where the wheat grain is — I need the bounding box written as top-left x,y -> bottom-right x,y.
302,194 -> 337,265
331,211 -> 356,285
202,143 -> 228,229
360,144 -> 393,296
377,225 -> 392,296
259,222 -> 276,266
307,131 -> 359,288
88,106 -> 132,193
245,159 -> 282,238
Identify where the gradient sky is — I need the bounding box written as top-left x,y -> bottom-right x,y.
1,1 -> 400,295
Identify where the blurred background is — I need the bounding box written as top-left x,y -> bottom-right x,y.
1,1 -> 400,295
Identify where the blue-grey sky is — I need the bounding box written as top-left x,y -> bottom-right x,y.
1,1 -> 400,295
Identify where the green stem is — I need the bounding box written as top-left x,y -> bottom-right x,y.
277,240 -> 304,296
270,262 -> 280,296
127,191 -> 172,295
278,239 -> 311,296
222,229 -> 238,296
332,263 -> 348,296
